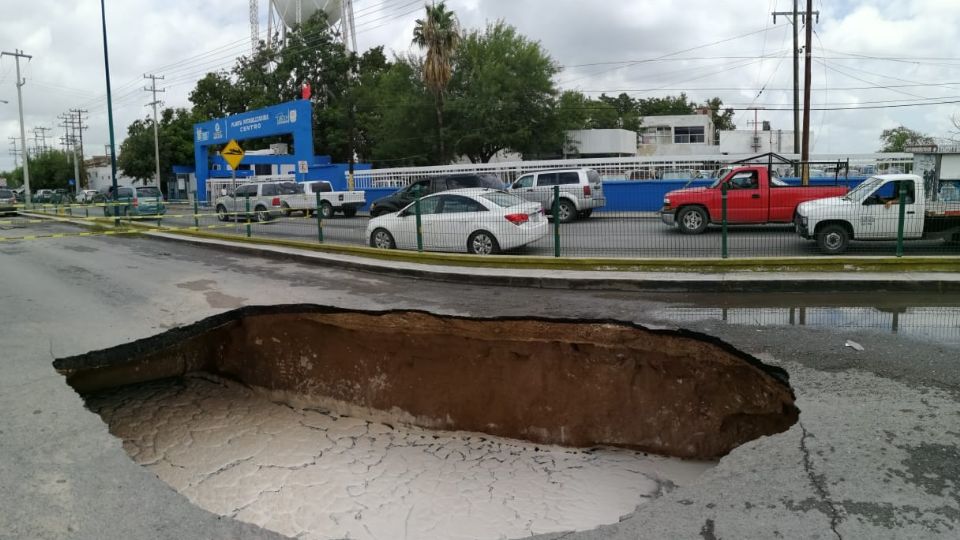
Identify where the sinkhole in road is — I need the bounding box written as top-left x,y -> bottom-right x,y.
55,306 -> 799,540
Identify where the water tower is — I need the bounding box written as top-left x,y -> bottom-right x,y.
250,0 -> 358,52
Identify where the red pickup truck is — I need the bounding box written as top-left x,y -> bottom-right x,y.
660,166 -> 848,234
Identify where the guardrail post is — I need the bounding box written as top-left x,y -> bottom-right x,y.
192,192 -> 199,230
721,182 -> 729,259
245,195 -> 252,238
896,180 -> 906,257
316,191 -> 324,243
415,188 -> 423,253
552,185 -> 561,258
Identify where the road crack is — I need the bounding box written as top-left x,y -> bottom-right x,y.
799,420 -> 843,539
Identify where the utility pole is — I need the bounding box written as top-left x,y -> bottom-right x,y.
1,49 -> 32,201
773,4 -> 819,170
144,74 -> 165,189
34,126 -> 52,154
8,137 -> 19,169
60,112 -> 84,195
801,0 -> 814,185
99,0 -> 120,225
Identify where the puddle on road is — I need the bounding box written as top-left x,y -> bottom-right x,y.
56,306 -> 799,540
658,304 -> 960,345
87,374 -> 711,540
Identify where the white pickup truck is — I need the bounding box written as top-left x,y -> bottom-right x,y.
795,174 -> 960,254
281,180 -> 366,218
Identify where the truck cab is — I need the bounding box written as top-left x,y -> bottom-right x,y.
794,174 -> 960,254
661,166 -> 848,234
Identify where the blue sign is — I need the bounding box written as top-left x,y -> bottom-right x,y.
193,99 -> 315,202
194,100 -> 313,146
68,179 -> 75,186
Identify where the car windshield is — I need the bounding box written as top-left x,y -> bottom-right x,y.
479,191 -> 525,208
0,189 -> 13,198
843,176 -> 884,201
137,187 -> 161,197
116,187 -> 134,197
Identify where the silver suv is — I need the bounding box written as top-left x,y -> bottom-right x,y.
507,168 -> 605,223
214,181 -> 297,222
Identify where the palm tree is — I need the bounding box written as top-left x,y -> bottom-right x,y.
412,2 -> 461,160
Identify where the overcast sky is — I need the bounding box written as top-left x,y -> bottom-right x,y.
2,0 -> 960,172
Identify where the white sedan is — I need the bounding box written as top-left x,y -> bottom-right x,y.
366,188 -> 547,255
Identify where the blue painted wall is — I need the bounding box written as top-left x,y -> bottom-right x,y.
356,176 -> 871,213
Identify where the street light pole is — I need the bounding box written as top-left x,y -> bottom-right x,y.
1,49 -> 32,202
99,0 -> 120,224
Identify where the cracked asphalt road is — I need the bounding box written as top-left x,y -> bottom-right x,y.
1,221 -> 958,539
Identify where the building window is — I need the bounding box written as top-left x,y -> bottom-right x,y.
642,126 -> 672,145
674,126 -> 705,144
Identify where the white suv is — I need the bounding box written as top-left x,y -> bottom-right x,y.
214,182 -> 293,222
507,168 -> 605,223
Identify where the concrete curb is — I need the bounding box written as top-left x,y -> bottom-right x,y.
142,231 -> 960,293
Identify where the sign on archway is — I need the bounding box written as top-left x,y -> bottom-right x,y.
193,99 -> 314,202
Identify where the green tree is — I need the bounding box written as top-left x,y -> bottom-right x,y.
5,151 -> 83,190
447,21 -> 561,163
413,1 -> 461,160
189,72 -> 244,120
703,97 -> 735,139
879,126 -> 934,152
598,93 -> 642,131
638,94 -> 696,116
118,108 -> 198,187
356,55 -> 436,167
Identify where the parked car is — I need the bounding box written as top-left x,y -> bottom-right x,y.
215,182 -> 284,222
660,166 -> 849,234
367,189 -> 547,255
281,180 -> 366,218
76,189 -> 99,204
0,188 -> 16,215
369,173 -> 505,217
506,168 -> 606,223
32,189 -> 55,203
98,185 -> 167,218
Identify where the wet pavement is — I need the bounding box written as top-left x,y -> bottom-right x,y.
86,375 -> 709,540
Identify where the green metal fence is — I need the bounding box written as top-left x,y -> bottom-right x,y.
19,177 -> 960,259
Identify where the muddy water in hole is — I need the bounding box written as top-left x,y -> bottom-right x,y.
87,375 -> 713,540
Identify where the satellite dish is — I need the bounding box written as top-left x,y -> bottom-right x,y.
272,0 -> 343,28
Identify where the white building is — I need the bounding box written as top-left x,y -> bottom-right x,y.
638,114 -> 715,156
85,156 -> 141,192
564,129 -> 638,158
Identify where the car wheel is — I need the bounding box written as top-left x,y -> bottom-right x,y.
342,207 -> 357,218
370,228 -> 396,249
216,205 -> 229,222
255,205 -> 271,222
468,230 -> 500,255
816,224 -> 850,255
320,201 -> 334,219
677,207 -> 708,234
555,199 -> 576,223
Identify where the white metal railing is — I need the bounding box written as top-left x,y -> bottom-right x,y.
350,153 -> 915,189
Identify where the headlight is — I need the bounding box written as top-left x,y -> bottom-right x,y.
801,216 -> 808,226
663,198 -> 671,207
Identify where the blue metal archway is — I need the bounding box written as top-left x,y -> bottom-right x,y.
193,99 -> 314,202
